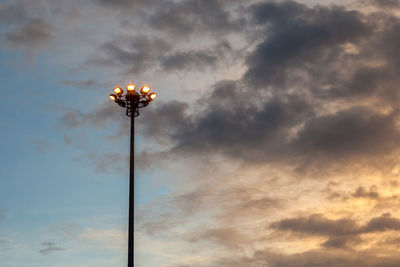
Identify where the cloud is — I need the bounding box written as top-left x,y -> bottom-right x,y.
272,212 -> 400,234
96,0 -> 136,8
147,0 -> 244,37
160,41 -> 233,72
363,212 -> 400,232
39,242 -> 64,255
215,249 -> 400,267
6,18 -> 53,48
271,212 -> 400,250
0,3 -> 27,24
62,223 -> 125,250
245,1 -> 371,88
186,227 -> 249,250
290,107 -> 400,159
90,35 -> 235,75
352,186 -> 380,199
60,80 -> 101,89
73,151 -> 128,174
326,184 -> 400,210
95,0 -> 159,10
59,102 -> 123,130
29,139 -> 52,153
371,0 -> 400,8
271,213 -> 359,236
89,35 -> 171,75
139,100 -> 189,144
77,227 -> 125,250
142,83 -> 315,163
136,170 -> 284,240
134,0 -> 400,178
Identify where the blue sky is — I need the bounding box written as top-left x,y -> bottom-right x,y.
4,0 -> 400,266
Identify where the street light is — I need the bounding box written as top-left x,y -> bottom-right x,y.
108,82 -> 157,267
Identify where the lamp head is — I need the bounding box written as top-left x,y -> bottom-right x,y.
127,84 -> 135,93
141,85 -> 150,94
109,94 -> 117,102
148,92 -> 157,101
113,87 -> 123,97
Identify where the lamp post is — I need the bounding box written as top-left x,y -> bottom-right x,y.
108,83 -> 157,267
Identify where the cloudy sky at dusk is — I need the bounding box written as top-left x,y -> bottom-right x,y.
4,0 -> 400,266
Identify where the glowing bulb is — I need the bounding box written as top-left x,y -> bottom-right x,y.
127,84 -> 135,92
149,92 -> 157,100
141,85 -> 150,94
113,87 -> 123,96
109,94 -> 117,101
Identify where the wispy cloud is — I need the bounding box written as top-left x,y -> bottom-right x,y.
29,139 -> 52,154
39,242 -> 64,255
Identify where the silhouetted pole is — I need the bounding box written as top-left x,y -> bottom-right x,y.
108,84 -> 157,267
128,113 -> 134,267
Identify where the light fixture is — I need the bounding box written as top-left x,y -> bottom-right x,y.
149,92 -> 157,101
141,85 -> 150,94
108,82 -> 157,117
113,87 -> 123,96
109,94 -> 117,101
127,84 -> 135,93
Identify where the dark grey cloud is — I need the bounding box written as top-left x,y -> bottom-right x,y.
271,213 -> 360,236
363,212 -> 400,232
90,35 -> 171,74
39,242 -> 64,255
290,107 -> 400,159
352,185 -> 380,199
271,212 -> 400,249
145,85 -> 314,163
273,212 -> 400,234
245,1 -> 371,88
96,0 -> 136,8
0,3 -> 27,24
95,0 -> 161,10
322,235 -> 362,249
326,185 -> 400,209
371,0 -> 400,7
160,41 -> 233,72
91,36 -> 235,75
6,18 -> 53,48
148,0 -> 244,37
134,0 -> 400,175
138,100 -> 189,144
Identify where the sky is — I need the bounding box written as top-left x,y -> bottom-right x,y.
3,0 -> 400,266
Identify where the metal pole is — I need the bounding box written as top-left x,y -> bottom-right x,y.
128,110 -> 135,267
